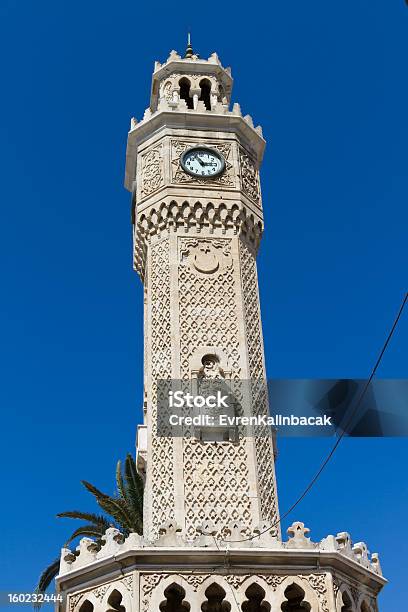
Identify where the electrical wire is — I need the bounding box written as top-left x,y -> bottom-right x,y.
219,292 -> 408,544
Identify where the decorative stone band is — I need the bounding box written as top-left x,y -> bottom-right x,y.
58,521 -> 383,579
132,102 -> 263,138
133,199 -> 263,279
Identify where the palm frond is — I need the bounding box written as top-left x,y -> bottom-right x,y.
35,558 -> 60,596
64,524 -> 106,545
124,454 -> 143,533
57,511 -> 110,529
95,497 -> 133,532
81,480 -> 110,501
37,454 -> 145,599
115,460 -> 127,500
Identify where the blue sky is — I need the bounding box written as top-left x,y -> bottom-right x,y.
0,0 -> 407,609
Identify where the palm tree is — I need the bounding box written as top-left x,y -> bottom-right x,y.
36,453 -> 144,595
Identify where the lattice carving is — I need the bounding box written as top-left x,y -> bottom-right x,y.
239,148 -> 260,204
149,239 -> 175,536
239,239 -> 279,532
171,140 -> 235,187
141,144 -> 164,198
178,237 -> 252,538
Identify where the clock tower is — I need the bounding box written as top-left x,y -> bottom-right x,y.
126,42 -> 279,545
56,42 -> 386,612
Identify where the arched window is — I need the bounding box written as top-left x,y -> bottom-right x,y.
340,591 -> 353,612
79,601 -> 93,612
242,584 -> 270,612
199,79 -> 212,110
281,583 -> 311,612
160,584 -> 190,612
201,583 -> 231,612
179,78 -> 194,109
107,589 -> 125,612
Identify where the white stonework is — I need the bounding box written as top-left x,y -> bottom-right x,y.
56,46 -> 386,612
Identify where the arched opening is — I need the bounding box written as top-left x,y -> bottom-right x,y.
107,589 -> 125,612
199,79 -> 212,110
79,601 -> 93,612
280,583 -> 311,612
360,602 -> 371,612
242,584 -> 270,612
160,584 -> 190,612
179,78 -> 194,109
340,591 -> 353,612
201,583 -> 231,612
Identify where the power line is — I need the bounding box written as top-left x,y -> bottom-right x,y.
220,292 -> 408,544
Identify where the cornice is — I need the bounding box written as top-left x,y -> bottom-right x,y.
125,111 -> 265,191
132,198 -> 263,279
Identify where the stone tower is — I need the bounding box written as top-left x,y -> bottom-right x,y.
56,44 -> 386,612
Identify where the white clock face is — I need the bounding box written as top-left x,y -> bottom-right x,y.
181,147 -> 225,178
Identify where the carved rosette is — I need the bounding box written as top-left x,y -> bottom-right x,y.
141,143 -> 164,198
239,148 -> 260,204
171,140 -> 235,187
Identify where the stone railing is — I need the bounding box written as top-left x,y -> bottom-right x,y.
130,102 -> 263,137
59,520 -> 382,578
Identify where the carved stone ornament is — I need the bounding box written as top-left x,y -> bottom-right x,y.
299,574 -> 329,612
179,238 -> 232,276
68,575 -> 133,612
141,143 -> 164,198
69,594 -> 83,612
239,147 -> 260,204
171,140 -> 235,187
92,585 -> 109,600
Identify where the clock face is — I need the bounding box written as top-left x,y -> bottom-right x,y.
181,147 -> 225,178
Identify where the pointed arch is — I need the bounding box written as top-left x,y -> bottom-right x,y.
195,577 -> 234,611
149,576 -> 195,612
179,78 -> 194,109
106,589 -> 125,612
356,597 -> 373,612
272,577 -> 321,612
241,582 -> 271,612
201,582 -> 231,612
101,582 -> 132,612
160,583 -> 190,612
72,592 -> 98,612
199,79 -> 212,110
336,585 -> 356,612
235,575 -> 274,609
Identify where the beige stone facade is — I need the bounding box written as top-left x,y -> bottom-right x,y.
56,47 -> 386,612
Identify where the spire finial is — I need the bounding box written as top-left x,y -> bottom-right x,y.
185,32 -> 194,58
